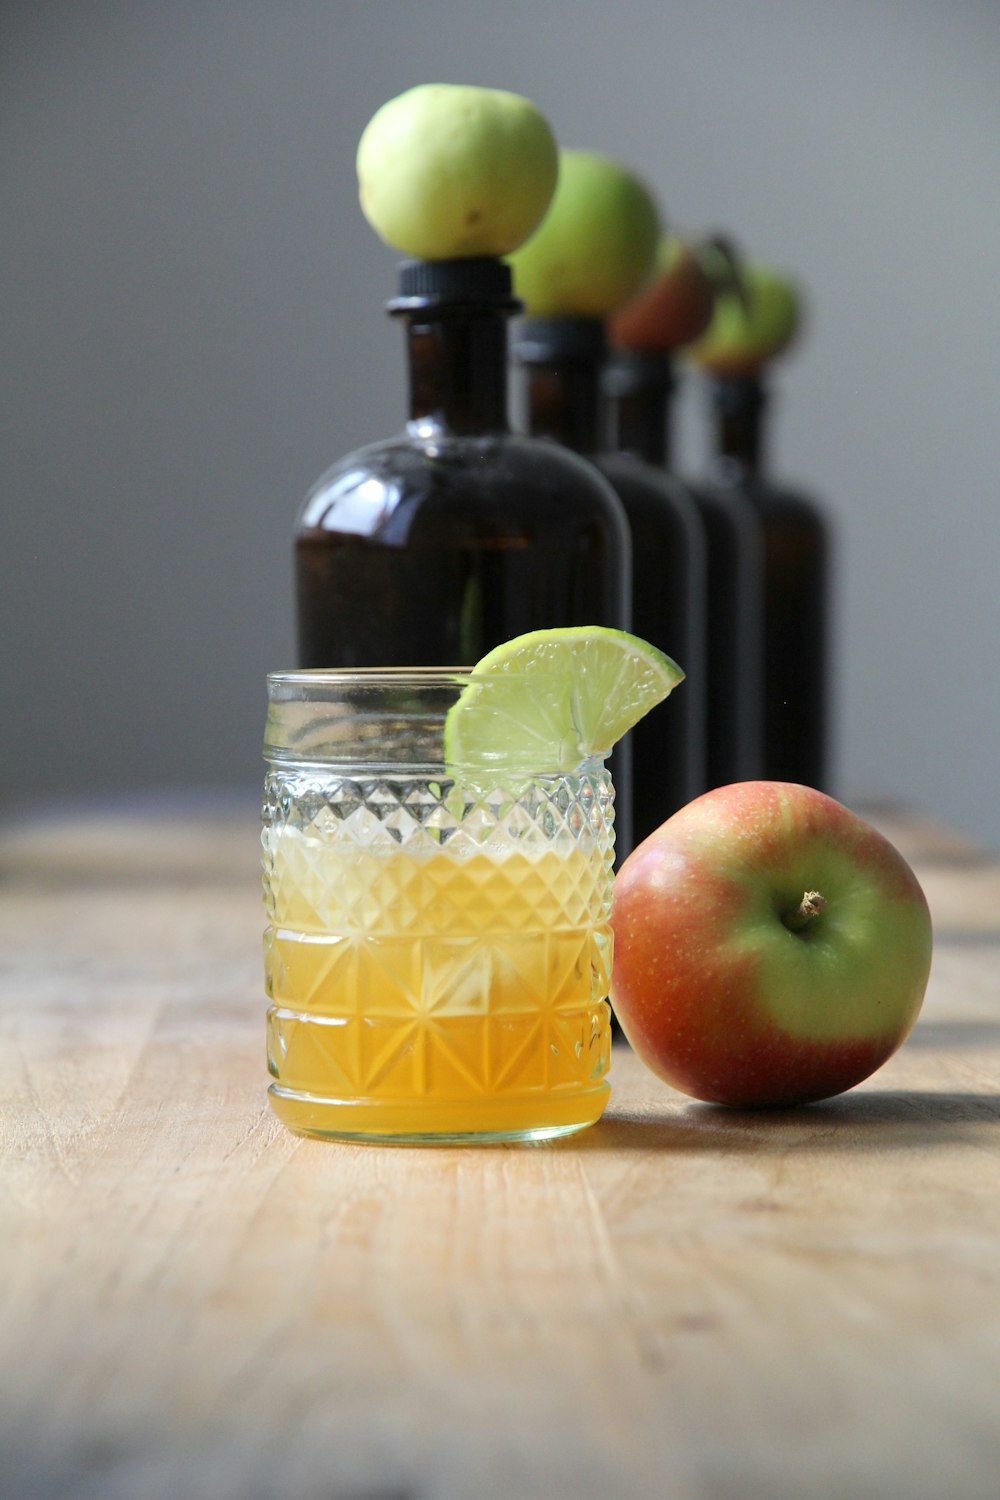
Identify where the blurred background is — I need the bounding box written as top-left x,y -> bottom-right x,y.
3,0 -> 998,845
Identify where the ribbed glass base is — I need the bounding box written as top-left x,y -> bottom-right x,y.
268,1080 -> 610,1144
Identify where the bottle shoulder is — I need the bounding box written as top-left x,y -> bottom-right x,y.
295,429 -> 629,539
594,451 -> 704,535
679,474 -> 766,548
714,466 -> 830,529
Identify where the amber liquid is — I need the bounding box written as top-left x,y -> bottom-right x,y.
264,835 -> 612,1140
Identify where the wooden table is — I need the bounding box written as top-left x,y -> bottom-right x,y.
4,800 -> 1000,1500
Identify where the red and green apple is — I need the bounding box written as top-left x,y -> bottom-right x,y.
610,781 -> 933,1107
609,233 -> 716,351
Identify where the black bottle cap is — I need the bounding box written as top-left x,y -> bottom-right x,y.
602,349 -> 675,399
388,257 -> 521,314
513,316 -> 607,364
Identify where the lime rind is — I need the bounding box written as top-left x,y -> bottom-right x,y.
443,626 -> 684,776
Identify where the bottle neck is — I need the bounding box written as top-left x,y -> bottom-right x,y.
711,374 -> 768,479
402,309 -> 510,436
605,352 -> 675,468
523,356 -> 603,454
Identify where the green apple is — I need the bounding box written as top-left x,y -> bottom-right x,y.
610,781 -> 933,1108
609,234 -> 716,350
508,149 -> 660,317
687,260 -> 801,376
356,83 -> 558,260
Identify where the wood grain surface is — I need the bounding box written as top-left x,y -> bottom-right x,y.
2,801 -> 999,1500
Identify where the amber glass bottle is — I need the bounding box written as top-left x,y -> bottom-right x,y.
515,318 -> 706,844
708,373 -> 831,788
604,349 -> 763,788
294,256 -> 633,826
296,260 -> 630,663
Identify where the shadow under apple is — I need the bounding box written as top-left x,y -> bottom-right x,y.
562,1086 -> 1000,1155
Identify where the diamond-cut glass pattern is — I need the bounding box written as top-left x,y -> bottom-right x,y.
261,766 -> 614,1135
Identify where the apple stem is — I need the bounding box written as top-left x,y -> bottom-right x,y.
785,890 -> 826,933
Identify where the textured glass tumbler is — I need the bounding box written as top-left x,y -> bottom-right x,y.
261,669 -> 615,1143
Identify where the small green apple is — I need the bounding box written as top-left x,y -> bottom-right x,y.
610,781 -> 933,1108
609,234 -> 716,351
687,260 -> 801,376
508,149 -> 660,317
356,83 -> 558,260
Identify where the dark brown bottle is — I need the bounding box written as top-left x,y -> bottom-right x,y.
294,256 -> 633,820
708,373 -> 831,789
296,258 -> 629,657
514,318 -> 707,845
604,349 -> 763,789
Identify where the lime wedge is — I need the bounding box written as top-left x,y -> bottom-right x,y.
444,626 -> 684,775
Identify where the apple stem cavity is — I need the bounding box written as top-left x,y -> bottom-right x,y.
783,889 -> 826,934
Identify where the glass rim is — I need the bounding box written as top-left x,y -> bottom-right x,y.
267,666 -> 472,691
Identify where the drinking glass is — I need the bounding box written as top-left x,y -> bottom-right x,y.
261,669 -> 615,1142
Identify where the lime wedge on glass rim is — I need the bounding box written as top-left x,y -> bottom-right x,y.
443,626 -> 684,777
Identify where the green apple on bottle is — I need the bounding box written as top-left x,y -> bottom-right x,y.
610,781 -> 933,1108
508,149 -> 660,317
356,83 -> 559,260
687,259 -> 801,376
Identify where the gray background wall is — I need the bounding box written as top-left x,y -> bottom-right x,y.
3,2 -> 999,845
